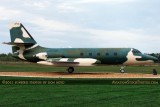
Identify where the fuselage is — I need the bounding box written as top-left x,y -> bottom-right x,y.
13,45 -> 158,66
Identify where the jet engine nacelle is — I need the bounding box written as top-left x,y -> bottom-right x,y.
35,52 -> 47,60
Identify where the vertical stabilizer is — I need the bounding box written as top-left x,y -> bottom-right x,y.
7,23 -> 38,53
9,23 -> 37,44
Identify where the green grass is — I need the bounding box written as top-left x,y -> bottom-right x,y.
1,62 -> 160,107
0,83 -> 160,107
0,62 -> 160,74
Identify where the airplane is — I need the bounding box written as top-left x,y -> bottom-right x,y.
3,23 -> 158,73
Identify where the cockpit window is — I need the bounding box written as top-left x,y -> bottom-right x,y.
132,49 -> 141,54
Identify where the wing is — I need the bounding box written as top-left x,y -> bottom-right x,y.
37,58 -> 101,66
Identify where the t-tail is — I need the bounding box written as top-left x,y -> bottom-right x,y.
4,23 -> 37,52
3,23 -> 45,61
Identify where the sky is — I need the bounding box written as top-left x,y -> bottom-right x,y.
1,0 -> 160,53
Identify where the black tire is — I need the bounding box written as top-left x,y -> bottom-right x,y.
153,69 -> 157,75
68,67 -> 74,73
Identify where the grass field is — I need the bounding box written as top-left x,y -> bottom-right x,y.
1,80 -> 160,107
1,62 -> 160,107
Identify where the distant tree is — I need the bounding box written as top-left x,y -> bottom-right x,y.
0,53 -> 21,61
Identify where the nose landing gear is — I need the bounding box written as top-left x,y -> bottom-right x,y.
120,66 -> 125,73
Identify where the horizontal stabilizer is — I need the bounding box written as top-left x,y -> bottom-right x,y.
3,42 -> 35,46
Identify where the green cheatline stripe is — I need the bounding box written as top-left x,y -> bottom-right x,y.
1,79 -> 160,85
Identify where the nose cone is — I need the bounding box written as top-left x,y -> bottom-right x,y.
146,55 -> 158,63
152,57 -> 158,63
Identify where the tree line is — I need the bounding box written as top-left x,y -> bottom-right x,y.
0,53 -> 21,61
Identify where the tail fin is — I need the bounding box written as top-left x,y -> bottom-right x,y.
9,23 -> 37,44
4,23 -> 38,53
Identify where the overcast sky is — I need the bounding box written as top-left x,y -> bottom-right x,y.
1,0 -> 160,53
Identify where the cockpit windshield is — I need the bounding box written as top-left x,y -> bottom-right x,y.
132,48 -> 142,54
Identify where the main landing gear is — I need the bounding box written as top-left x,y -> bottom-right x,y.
67,66 -> 125,73
67,67 -> 74,73
120,66 -> 125,73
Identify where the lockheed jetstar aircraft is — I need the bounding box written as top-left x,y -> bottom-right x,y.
4,23 -> 158,73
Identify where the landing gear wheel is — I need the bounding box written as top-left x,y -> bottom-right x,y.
120,66 -> 125,73
67,67 -> 74,73
153,69 -> 157,75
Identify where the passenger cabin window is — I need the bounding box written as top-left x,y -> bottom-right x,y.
97,53 -> 100,56
114,52 -> 117,56
62,55 -> 66,58
106,53 -> 109,56
80,53 -> 84,56
89,53 -> 92,56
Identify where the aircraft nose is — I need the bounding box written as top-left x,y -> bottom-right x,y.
152,57 -> 158,63
147,55 -> 158,63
